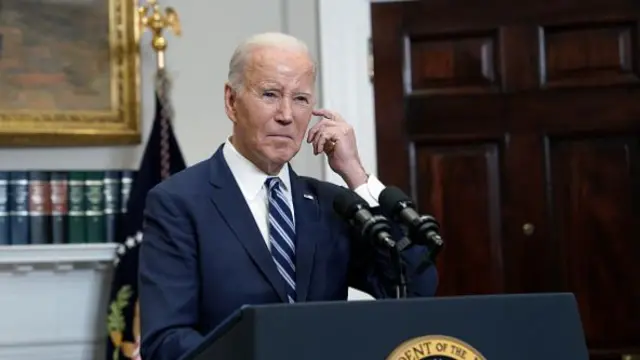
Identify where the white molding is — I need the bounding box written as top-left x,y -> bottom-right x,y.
0,342 -> 105,360
0,243 -> 117,264
0,243 -> 117,274
318,0 -> 376,187
318,0 -> 377,301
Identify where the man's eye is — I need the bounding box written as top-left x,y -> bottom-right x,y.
263,92 -> 277,97
295,96 -> 309,103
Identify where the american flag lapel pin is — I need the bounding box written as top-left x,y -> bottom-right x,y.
303,193 -> 314,200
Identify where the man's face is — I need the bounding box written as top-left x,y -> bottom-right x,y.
224,46 -> 316,174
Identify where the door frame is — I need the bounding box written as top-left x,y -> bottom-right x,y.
318,0 -> 377,185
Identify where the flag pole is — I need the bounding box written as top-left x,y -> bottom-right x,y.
105,4 -> 186,360
138,0 -> 182,71
138,0 -> 181,180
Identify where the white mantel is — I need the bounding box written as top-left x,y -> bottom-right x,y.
0,244 -> 117,360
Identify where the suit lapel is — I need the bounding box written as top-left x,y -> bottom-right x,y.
289,170 -> 320,302
208,146 -> 287,302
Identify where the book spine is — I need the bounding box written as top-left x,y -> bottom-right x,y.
0,172 -> 9,245
9,171 -> 29,245
67,171 -> 86,244
85,171 -> 105,243
119,170 -> 134,237
50,172 -> 68,244
28,171 -> 51,245
103,170 -> 121,243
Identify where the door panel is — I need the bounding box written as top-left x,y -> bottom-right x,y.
540,22 -> 639,88
549,137 -> 640,349
371,0 -> 640,357
414,142 -> 505,295
406,31 -> 501,95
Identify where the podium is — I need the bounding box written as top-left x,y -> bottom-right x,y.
179,293 -> 588,360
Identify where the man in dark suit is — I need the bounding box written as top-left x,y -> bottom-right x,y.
138,32 -> 439,360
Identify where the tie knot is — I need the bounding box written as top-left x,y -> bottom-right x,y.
265,177 -> 281,191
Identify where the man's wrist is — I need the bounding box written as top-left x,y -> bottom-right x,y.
340,163 -> 368,190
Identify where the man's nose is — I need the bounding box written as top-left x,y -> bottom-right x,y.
275,98 -> 293,124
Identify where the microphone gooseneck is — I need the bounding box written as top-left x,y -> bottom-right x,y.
332,189 -> 396,249
379,186 -> 444,263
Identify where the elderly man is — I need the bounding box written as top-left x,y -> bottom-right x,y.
138,32 -> 438,360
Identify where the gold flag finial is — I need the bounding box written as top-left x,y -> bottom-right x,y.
138,0 -> 181,70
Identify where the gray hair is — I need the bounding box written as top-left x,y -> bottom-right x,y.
227,32 -> 317,92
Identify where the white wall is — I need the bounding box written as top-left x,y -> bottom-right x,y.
0,0 -> 377,358
0,0 -> 323,180
318,0 -> 376,186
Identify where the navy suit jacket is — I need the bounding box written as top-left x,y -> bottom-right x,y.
138,145 -> 438,360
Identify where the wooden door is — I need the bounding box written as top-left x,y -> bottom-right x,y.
371,0 -> 640,358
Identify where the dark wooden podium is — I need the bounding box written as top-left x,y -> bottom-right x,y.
179,292 -> 588,360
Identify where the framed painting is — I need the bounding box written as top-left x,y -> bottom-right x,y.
0,0 -> 141,146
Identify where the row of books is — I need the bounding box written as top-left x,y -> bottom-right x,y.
0,170 -> 138,246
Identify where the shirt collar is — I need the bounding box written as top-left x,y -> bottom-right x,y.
222,137 -> 291,200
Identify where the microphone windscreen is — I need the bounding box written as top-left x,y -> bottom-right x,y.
333,188 -> 368,218
379,186 -> 413,215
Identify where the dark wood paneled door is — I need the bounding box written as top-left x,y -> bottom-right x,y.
371,0 -> 640,358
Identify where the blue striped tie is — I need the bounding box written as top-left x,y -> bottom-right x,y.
265,177 -> 296,303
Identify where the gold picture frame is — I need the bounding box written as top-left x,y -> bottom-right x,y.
0,0 -> 141,147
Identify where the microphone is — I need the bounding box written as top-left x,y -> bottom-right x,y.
333,188 -> 408,298
332,188 -> 395,250
379,186 -> 444,261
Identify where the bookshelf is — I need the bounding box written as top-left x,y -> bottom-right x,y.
0,169 -> 133,358
0,169 -> 137,247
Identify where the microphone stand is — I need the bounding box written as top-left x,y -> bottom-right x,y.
391,246 -> 407,299
390,224 -> 443,298
391,237 -> 412,299
359,214 -> 410,299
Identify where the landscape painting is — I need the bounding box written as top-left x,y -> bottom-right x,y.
0,0 -> 141,146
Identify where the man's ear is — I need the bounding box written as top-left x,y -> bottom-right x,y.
224,82 -> 237,123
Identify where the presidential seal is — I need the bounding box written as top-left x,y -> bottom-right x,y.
386,335 -> 487,360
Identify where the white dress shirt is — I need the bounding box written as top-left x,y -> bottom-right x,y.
222,139 -> 386,248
